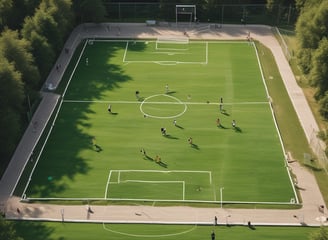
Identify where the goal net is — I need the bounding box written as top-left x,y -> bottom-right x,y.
176,5 -> 197,27
156,36 -> 189,50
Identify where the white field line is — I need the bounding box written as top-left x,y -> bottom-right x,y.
205,41 -> 208,64
63,40 -> 88,98
93,39 -> 251,44
104,171 -> 113,199
106,170 -> 210,201
114,169 -> 212,174
155,47 -> 189,51
24,196 -> 299,206
124,60 -> 206,65
122,41 -> 128,62
125,40 -> 207,64
63,99 -> 269,105
253,41 -> 299,204
102,222 -> 197,238
21,40 -> 89,199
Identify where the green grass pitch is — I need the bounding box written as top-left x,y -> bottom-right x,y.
24,40 -> 295,204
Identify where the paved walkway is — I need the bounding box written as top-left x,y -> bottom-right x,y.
0,23 -> 327,226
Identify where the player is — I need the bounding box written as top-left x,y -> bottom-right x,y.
216,118 -> 221,127
173,119 -> 177,126
86,57 -> 89,66
161,127 -> 167,136
140,148 -> 146,156
232,120 -> 236,128
219,97 -> 223,112
188,137 -> 193,145
211,230 -> 216,240
107,104 -> 112,113
155,155 -> 161,163
165,84 -> 169,93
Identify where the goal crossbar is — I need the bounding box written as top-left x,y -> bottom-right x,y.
176,4 -> 197,26
156,36 -> 189,44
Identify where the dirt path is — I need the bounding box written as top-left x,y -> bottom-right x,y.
0,23 -> 327,226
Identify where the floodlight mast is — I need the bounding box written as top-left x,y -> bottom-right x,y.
176,4 -> 197,27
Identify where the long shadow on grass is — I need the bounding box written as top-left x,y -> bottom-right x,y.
26,41 -> 138,198
14,220 -> 55,240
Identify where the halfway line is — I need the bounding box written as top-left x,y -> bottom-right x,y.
63,99 -> 269,105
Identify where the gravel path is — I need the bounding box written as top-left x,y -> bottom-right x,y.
0,23 -> 327,226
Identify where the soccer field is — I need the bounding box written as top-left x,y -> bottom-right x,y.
22,39 -> 296,204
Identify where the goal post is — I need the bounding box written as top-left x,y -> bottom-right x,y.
176,5 -> 197,27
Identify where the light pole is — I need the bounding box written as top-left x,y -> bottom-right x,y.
220,187 -> 224,209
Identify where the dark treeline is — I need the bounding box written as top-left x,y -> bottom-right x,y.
295,0 -> 328,152
0,0 -> 107,177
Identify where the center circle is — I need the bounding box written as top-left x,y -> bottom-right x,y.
140,94 -> 187,119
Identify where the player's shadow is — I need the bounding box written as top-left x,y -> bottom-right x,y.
175,124 -> 184,130
94,144 -> 102,152
144,155 -> 154,161
109,112 -> 118,115
136,96 -> 145,102
217,124 -> 228,129
233,126 -> 242,133
156,161 -> 168,168
247,222 -> 256,230
164,134 -> 179,140
166,91 -> 176,95
190,143 -> 199,150
221,110 -> 230,116
295,185 -> 306,191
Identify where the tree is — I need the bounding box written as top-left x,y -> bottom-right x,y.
311,38 -> 328,99
0,0 -> 13,29
74,0 -> 106,23
296,0 -> 328,74
309,227 -> 328,240
0,56 -> 24,171
5,0 -> 41,29
21,0 -> 74,78
21,23 -> 55,79
266,0 -> 295,24
266,0 -> 295,11
0,216 -> 23,240
0,29 -> 40,100
38,0 -> 73,52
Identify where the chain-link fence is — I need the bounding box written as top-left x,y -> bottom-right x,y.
104,2 -> 298,26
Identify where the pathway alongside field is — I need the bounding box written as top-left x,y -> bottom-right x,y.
0,23 -> 327,226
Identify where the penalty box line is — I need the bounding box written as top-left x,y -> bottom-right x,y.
104,170 -> 212,199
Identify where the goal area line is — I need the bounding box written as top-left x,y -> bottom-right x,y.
122,40 -> 208,65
